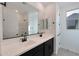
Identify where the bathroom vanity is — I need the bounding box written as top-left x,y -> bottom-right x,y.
1,33 -> 55,56
20,37 -> 54,56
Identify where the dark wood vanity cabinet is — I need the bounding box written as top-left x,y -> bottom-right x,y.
20,44 -> 44,56
44,38 -> 54,56
20,38 -> 54,56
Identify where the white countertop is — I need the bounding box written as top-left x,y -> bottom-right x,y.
1,33 -> 55,56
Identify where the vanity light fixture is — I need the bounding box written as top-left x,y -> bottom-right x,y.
0,2 -> 6,7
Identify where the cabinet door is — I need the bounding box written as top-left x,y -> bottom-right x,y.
44,38 -> 53,56
20,44 -> 44,56
20,48 -> 36,56
34,44 -> 44,56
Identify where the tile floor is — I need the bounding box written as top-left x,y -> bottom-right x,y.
52,48 -> 79,56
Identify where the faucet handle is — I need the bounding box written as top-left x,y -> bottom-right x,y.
21,37 -> 27,42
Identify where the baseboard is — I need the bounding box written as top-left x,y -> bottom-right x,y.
53,46 -> 60,55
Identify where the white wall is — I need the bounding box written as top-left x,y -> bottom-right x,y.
59,2 -> 79,54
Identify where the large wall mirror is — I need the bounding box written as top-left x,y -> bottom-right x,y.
66,9 -> 79,29
2,2 -> 39,39
2,2 -> 49,40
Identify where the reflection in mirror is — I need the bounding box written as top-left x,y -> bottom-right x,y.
66,9 -> 79,29
38,20 -> 44,33
45,19 -> 48,29
3,2 -> 38,39
28,12 -> 38,35
38,19 -> 48,33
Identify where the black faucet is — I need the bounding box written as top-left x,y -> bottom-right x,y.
21,36 -> 27,42
21,32 -> 27,42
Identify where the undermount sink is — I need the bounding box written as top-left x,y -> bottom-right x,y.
20,34 -> 44,47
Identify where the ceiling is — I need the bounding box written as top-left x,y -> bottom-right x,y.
40,2 -> 55,7
58,2 -> 79,8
